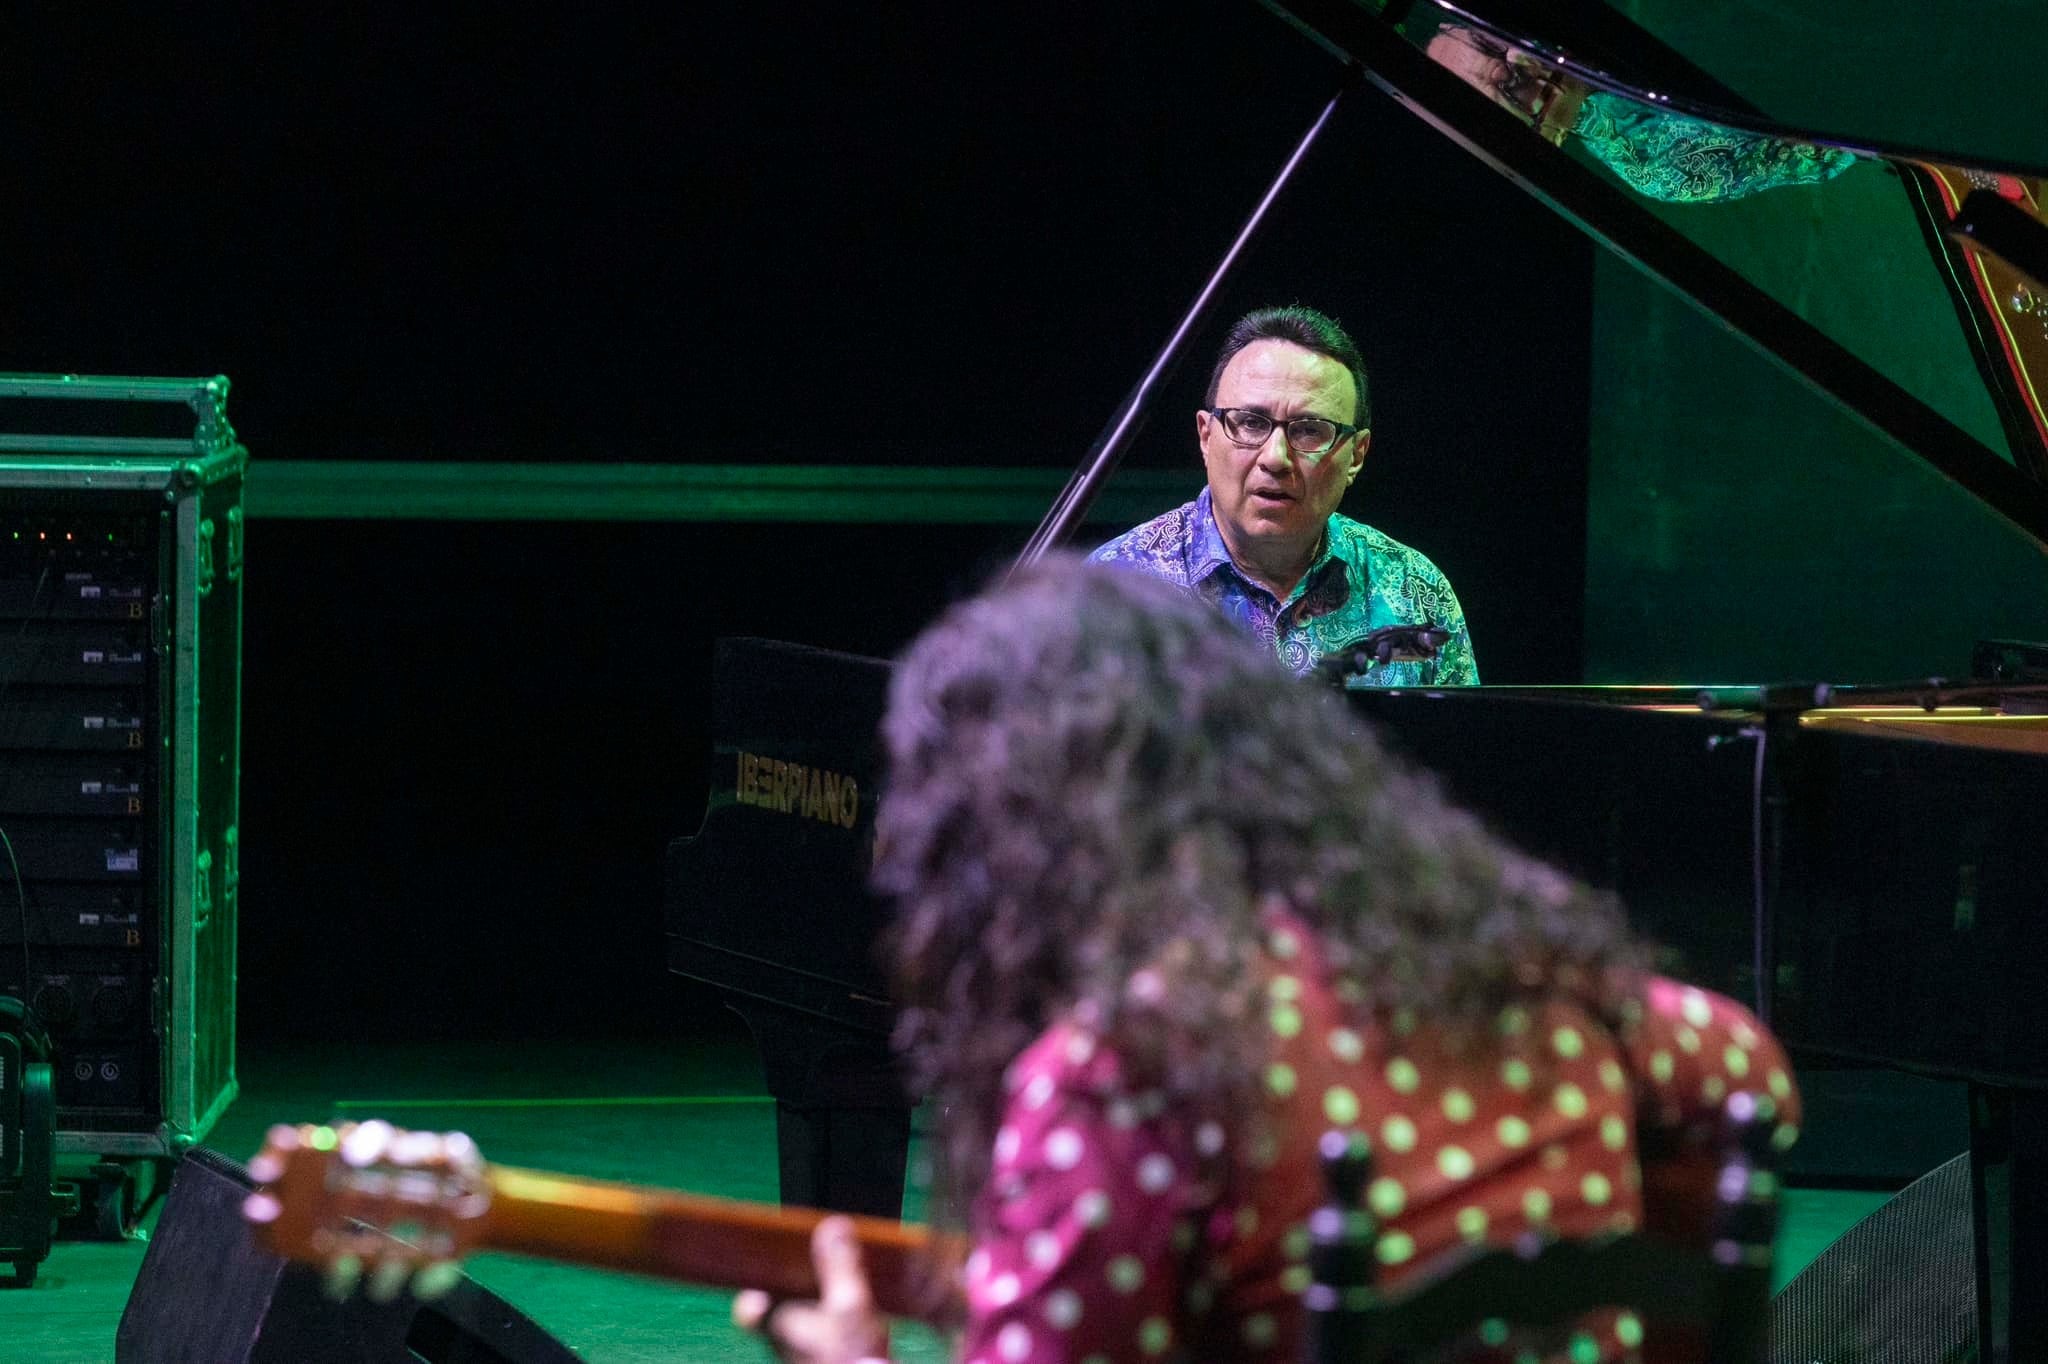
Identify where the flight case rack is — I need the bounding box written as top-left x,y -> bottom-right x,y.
0,374 -> 245,1234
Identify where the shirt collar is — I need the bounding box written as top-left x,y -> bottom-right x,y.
1186,487 -> 1236,585
1189,487 -> 1344,601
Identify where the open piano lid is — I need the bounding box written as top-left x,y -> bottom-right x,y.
1263,0 -> 2048,543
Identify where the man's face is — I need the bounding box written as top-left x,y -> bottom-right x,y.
1197,339 -> 1368,558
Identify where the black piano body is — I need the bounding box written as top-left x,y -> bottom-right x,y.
1347,683 -> 2048,1092
665,637 -> 908,1218
670,671 -> 2048,1364
1345,685 -> 2048,1363
666,654 -> 2048,1276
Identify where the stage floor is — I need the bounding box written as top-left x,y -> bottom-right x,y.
0,1036 -> 1890,1364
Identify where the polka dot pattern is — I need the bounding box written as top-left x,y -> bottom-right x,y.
954,932 -> 1801,1364
1045,1128 -> 1084,1170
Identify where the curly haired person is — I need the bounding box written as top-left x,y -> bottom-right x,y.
737,558 -> 1796,1364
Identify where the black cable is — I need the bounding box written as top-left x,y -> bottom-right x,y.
1748,724 -> 1769,1025
1,825 -> 29,1011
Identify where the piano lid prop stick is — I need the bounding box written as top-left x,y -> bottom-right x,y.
1013,64 -> 1363,570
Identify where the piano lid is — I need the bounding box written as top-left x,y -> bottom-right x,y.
1264,0 -> 2048,542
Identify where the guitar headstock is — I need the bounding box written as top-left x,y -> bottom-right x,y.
244,1120 -> 492,1291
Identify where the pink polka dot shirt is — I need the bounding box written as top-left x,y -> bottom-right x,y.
955,919 -> 1799,1363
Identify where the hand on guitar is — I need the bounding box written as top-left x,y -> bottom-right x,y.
732,1216 -> 893,1364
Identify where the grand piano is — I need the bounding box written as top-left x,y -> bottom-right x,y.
669,4 -> 2048,1360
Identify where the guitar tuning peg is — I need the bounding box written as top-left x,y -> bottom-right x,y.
323,1253 -> 364,1302
392,1128 -> 442,1167
342,1120 -> 397,1168
412,1260 -> 464,1302
366,1257 -> 414,1304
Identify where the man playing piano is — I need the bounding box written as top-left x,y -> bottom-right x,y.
736,558 -> 1794,1363
1090,305 -> 1478,683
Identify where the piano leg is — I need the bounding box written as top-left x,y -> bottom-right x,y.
1968,1084 -> 2048,1363
774,1101 -> 913,1219
729,1003 -> 914,1218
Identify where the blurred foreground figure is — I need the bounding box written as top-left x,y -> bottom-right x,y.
736,557 -> 1797,1363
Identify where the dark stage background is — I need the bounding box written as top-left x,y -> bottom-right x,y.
5,2 -> 1594,1042
11,2 -> 2044,1045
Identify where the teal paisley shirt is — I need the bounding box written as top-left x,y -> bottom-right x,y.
1089,489 -> 1478,684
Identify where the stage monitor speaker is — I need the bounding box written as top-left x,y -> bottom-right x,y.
116,1148 -> 581,1364
1769,1152 -> 1976,1364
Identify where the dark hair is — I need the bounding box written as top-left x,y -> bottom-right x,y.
1203,304 -> 1372,428
874,557 -> 1640,1217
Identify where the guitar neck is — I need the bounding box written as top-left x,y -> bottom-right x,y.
481,1166 -> 951,1323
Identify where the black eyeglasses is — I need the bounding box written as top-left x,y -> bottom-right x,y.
1206,407 -> 1360,456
